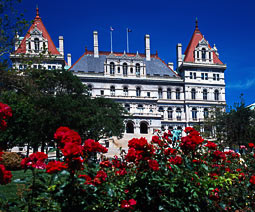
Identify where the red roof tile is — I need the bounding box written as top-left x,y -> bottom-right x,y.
14,8 -> 60,55
184,24 -> 223,65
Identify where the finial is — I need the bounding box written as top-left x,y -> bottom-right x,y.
156,50 -> 158,56
36,5 -> 40,18
85,46 -> 88,53
195,17 -> 198,29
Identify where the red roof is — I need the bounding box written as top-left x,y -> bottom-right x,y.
183,24 -> 223,65
14,8 -> 60,55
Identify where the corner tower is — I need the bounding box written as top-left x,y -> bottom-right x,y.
177,19 -> 227,127
10,7 -> 67,70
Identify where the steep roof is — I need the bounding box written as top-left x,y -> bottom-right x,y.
14,8 -> 60,55
183,21 -> 223,65
69,51 -> 179,78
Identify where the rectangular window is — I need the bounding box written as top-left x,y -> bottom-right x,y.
205,73 -> 208,80
101,90 -> 104,96
190,72 -> 193,79
48,65 -> 51,70
193,73 -> 196,79
217,74 -> 220,81
52,66 -> 56,70
213,74 -> 216,80
201,73 -> 204,80
147,92 -> 150,97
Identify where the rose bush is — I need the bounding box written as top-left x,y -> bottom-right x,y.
1,102 -> 255,211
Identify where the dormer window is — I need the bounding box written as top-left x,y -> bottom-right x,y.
34,38 -> 40,52
110,62 -> 115,75
136,63 -> 140,77
28,42 -> 31,50
123,63 -> 128,76
202,48 -> 206,61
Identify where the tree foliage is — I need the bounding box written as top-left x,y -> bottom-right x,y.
201,98 -> 255,148
0,0 -> 28,66
0,67 -> 126,151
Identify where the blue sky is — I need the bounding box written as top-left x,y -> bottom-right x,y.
17,0 -> 254,107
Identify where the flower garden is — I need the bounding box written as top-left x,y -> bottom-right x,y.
1,102 -> 255,212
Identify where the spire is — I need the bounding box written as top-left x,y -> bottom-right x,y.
35,5 -> 40,19
195,17 -> 199,31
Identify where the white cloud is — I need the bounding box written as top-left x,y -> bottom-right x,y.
227,79 -> 255,89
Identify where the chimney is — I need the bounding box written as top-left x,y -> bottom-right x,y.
93,31 -> 99,58
168,62 -> 174,71
59,36 -> 64,55
67,53 -> 72,66
145,34 -> 150,61
176,43 -> 182,68
14,32 -> 20,51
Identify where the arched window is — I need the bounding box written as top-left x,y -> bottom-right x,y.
197,51 -> 199,59
177,126 -> 182,130
159,107 -> 164,119
136,87 -> 141,97
214,90 -> 219,101
203,89 -> 207,100
87,84 -> 92,96
167,107 -> 173,120
43,42 -> 46,51
34,38 -> 40,52
123,63 -> 128,76
192,107 -> 197,120
126,121 -> 134,133
110,86 -> 115,96
110,62 -> 115,75
140,122 -> 148,134
123,86 -> 128,96
136,63 -> 140,76
202,48 -> 206,60
158,88 -> 163,99
176,88 -> 180,100
167,88 -> 171,99
191,88 -> 196,100
130,68 -> 133,74
168,126 -> 173,130
176,107 -> 181,120
204,108 -> 209,118
125,104 -> 130,112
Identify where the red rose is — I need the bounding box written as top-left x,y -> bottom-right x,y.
83,139 -> 108,153
100,160 -> 112,167
54,126 -> 71,140
168,156 -> 183,165
46,161 -> 67,174
164,148 -> 177,156
96,170 -> 107,181
79,174 -> 93,185
148,159 -> 159,171
0,164 -> 12,185
61,142 -> 82,157
205,141 -> 217,150
121,199 -> 136,209
248,143 -> 255,148
126,148 -> 136,162
250,175 -> 255,184
21,152 -> 48,169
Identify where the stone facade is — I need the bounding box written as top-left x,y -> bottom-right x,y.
70,22 -> 226,150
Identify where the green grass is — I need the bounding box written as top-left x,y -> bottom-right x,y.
0,170 -> 31,200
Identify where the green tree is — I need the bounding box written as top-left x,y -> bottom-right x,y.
202,98 -> 255,149
0,0 -> 28,67
0,67 -> 126,152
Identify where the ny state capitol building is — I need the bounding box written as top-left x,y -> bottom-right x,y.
11,9 -> 226,148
